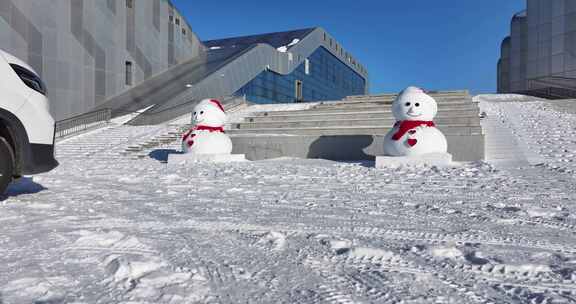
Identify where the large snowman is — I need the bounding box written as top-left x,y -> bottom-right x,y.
383,87 -> 448,156
181,99 -> 233,155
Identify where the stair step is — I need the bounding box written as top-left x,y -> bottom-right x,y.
242,111 -> 481,122
233,117 -> 481,129
228,125 -> 483,136
254,108 -> 480,117
315,98 -> 474,108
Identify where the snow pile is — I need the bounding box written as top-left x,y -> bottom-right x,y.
209,46 -> 222,50
257,231 -> 287,251
2,277 -> 74,304
430,246 -> 464,259
525,206 -> 564,219
501,264 -> 552,275
73,230 -> 209,301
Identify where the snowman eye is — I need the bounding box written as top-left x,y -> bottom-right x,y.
405,102 -> 411,106
415,103 -> 420,107
193,112 -> 196,115
200,111 -> 204,114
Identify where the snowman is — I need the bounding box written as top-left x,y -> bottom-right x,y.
383,87 -> 448,156
181,99 -> 233,155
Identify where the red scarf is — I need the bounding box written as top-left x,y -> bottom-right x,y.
194,125 -> 225,133
182,125 -> 225,148
391,120 -> 435,140
182,125 -> 225,139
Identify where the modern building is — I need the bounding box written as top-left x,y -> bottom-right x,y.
498,0 -> 576,98
205,30 -> 367,104
0,0 -> 202,120
0,0 -> 368,123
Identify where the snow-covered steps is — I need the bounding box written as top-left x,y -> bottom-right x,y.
55,124 -> 177,160
480,96 -> 576,173
312,100 -> 477,110
251,104 -> 479,116
234,117 -> 481,129
344,90 -> 472,103
481,104 -> 529,165
227,91 -> 484,161
228,125 -> 482,136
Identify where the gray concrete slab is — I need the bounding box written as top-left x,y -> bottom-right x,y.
243,111 -> 481,122
231,134 -> 484,161
312,102 -> 478,110
254,108 -> 481,117
321,96 -> 474,106
345,90 -> 470,100
227,125 -> 483,136
234,116 -> 482,129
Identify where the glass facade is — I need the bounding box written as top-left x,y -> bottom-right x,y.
235,47 -> 366,104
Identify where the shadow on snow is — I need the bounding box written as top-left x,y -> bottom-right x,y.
1,177 -> 47,201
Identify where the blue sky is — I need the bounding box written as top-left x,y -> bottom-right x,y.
171,0 -> 525,95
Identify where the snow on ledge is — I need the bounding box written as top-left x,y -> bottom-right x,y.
277,38 -> 300,53
473,94 -> 545,103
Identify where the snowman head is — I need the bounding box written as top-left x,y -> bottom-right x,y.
192,99 -> 227,127
392,86 -> 438,121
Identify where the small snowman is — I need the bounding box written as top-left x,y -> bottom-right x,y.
181,99 -> 232,155
383,87 -> 448,156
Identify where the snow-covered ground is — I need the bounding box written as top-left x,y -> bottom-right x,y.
2,95 -> 576,303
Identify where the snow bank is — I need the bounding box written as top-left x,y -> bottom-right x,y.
257,231 -> 287,251
430,246 -> 464,259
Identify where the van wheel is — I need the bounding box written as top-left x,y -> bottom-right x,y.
0,137 -> 14,194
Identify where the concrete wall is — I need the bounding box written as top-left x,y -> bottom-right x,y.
0,0 -> 203,120
232,134 -> 485,162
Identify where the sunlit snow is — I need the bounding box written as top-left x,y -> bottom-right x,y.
1,95 -> 576,303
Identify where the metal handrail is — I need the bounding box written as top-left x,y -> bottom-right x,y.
55,108 -> 112,138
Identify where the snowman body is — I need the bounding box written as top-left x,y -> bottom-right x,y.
383,124 -> 447,156
182,99 -> 233,155
383,87 -> 448,156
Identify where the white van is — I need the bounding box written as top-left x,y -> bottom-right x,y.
0,49 -> 58,194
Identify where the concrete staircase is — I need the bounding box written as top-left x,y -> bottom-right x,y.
228,91 -> 485,161
116,97 -> 250,159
